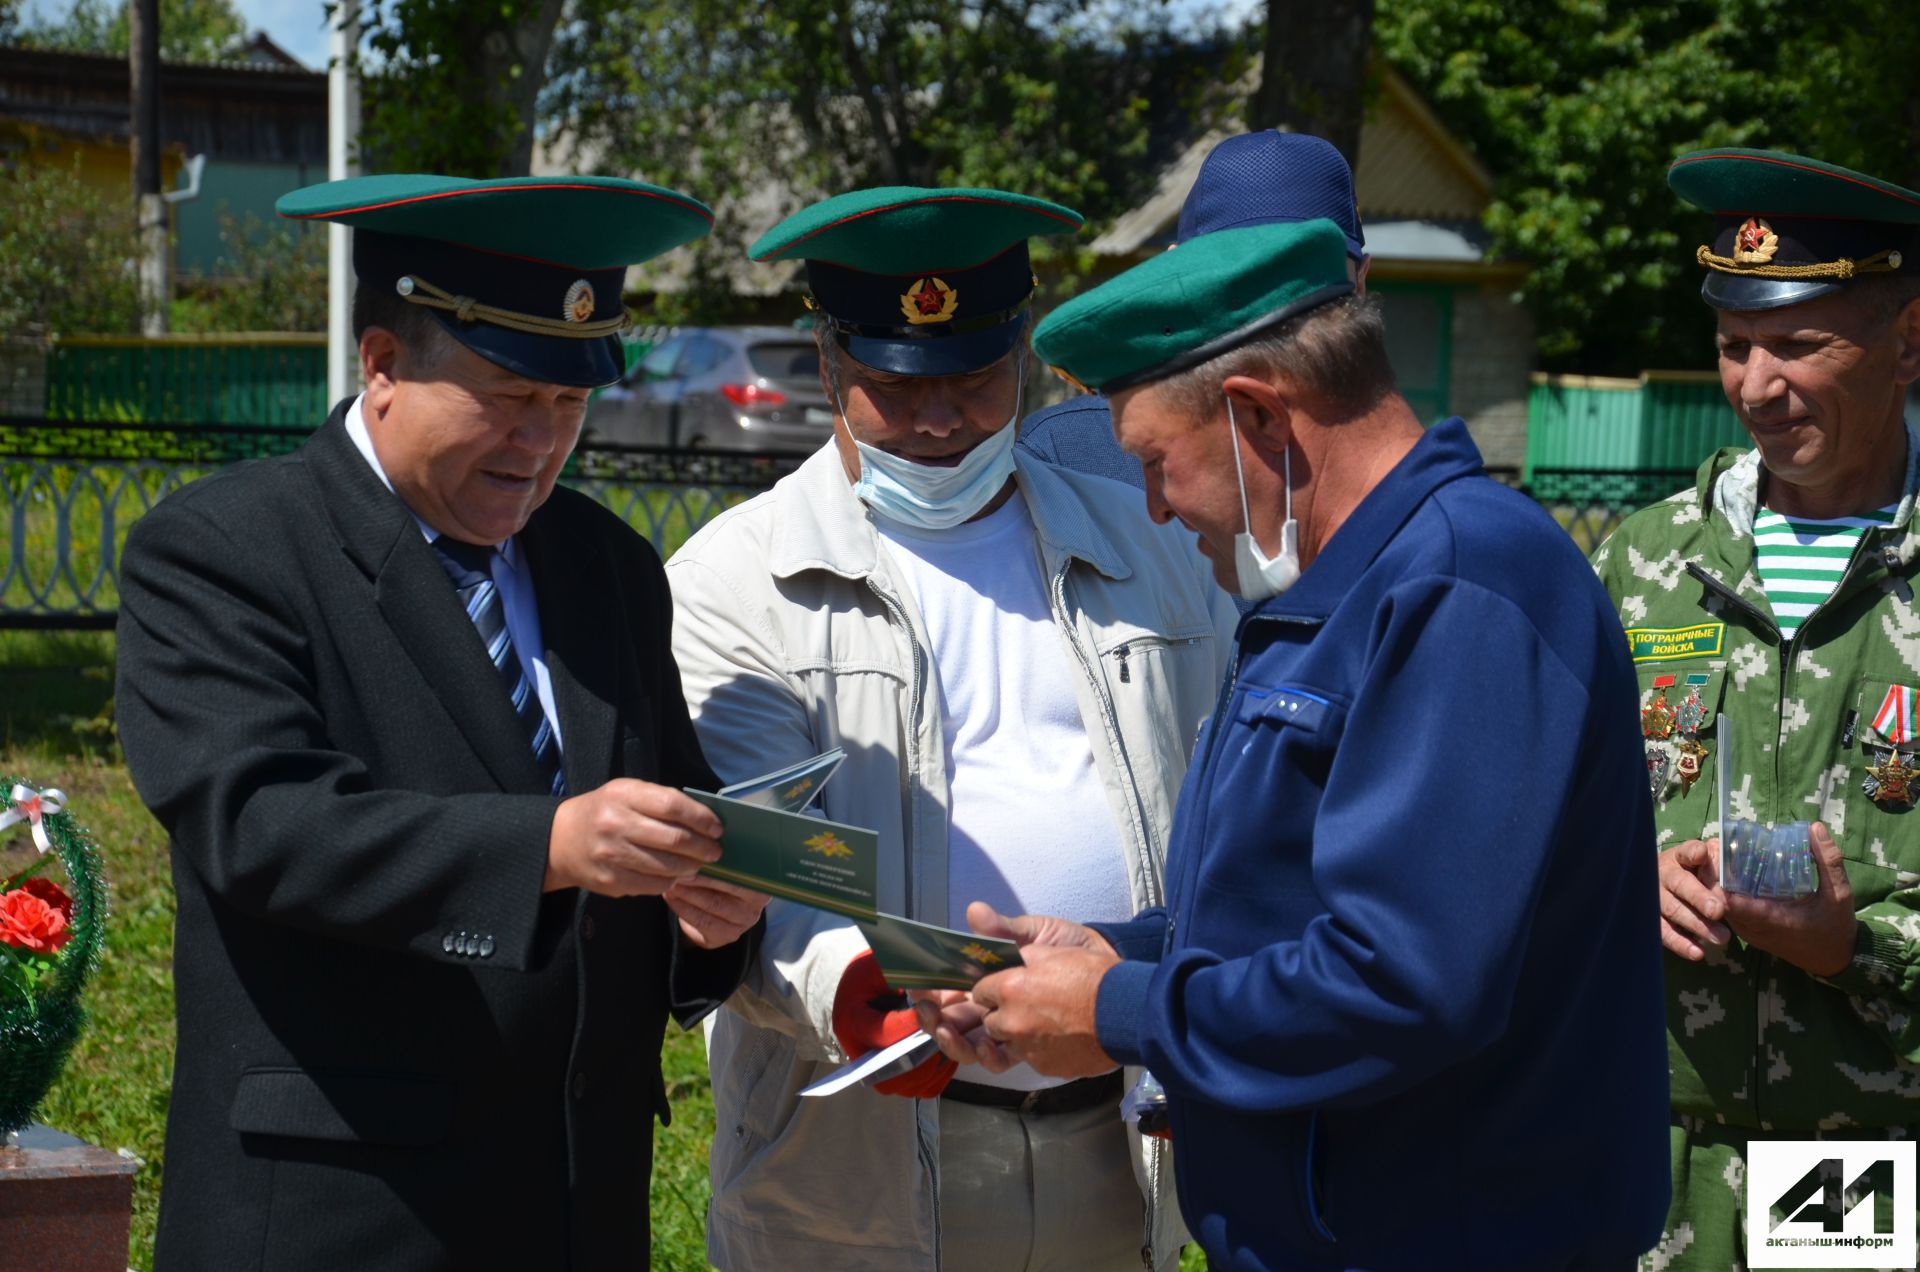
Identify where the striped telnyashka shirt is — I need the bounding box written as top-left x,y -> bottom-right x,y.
1752,504 -> 1898,642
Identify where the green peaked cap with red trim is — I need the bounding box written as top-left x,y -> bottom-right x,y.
748,186 -> 1082,271
1666,148 -> 1920,312
275,173 -> 713,388
748,187 -> 1082,377
276,173 -> 713,269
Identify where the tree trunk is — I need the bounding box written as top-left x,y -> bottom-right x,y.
1248,0 -> 1375,167
128,0 -> 167,334
495,0 -> 567,176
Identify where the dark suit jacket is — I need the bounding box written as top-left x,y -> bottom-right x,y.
115,405 -> 753,1270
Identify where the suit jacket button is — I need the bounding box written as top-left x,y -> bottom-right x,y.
582,914 -> 597,942
479,935 -> 495,958
572,1071 -> 588,1100
442,932 -> 456,954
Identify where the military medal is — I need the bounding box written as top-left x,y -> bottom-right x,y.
1864,686 -> 1920,807
1672,738 -> 1706,795
1671,674 -> 1711,796
1863,745 -> 1920,807
1675,675 -> 1709,736
1647,748 -> 1672,801
1642,675 -> 1677,740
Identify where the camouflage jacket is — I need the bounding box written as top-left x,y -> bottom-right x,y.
1593,435 -> 1920,1132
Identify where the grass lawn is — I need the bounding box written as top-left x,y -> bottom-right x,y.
3,637 -> 1207,1271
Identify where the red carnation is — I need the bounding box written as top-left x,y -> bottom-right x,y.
0,877 -> 74,955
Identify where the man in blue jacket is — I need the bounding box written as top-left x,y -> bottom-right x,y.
1019,129 -> 1370,490
920,217 -> 1671,1268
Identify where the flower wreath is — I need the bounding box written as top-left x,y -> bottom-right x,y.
0,779 -> 106,1139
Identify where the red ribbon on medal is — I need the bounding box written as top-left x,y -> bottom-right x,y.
1642,675 -> 1677,740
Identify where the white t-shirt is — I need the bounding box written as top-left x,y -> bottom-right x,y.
877,492 -> 1131,1091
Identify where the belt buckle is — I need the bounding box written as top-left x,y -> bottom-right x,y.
1018,1088 -> 1044,1115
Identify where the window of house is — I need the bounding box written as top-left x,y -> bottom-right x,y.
1372,282 -> 1454,425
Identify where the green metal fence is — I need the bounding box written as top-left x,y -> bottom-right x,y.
33,334 -> 667,425
1525,371 -> 1744,480
44,335 -> 329,426
1,420 -> 795,628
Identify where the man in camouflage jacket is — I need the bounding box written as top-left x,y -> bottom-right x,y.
1593,148 -> 1920,1268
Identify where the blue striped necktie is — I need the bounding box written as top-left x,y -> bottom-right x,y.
431,537 -> 567,797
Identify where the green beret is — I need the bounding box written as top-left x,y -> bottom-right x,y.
1666,148 -> 1920,312
1032,219 -> 1352,395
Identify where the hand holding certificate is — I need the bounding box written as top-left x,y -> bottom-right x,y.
687,751 -> 1023,992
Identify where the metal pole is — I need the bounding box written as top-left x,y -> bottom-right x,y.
328,0 -> 362,409
129,0 -> 168,335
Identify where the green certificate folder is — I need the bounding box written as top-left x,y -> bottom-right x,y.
686,789 -> 877,919
717,748 -> 846,813
856,912 -> 1024,990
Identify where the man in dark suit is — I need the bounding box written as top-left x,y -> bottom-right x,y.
114,174 -> 767,1270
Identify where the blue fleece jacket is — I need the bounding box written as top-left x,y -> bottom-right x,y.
1093,419 -> 1670,1270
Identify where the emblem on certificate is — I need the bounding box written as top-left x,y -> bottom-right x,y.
1642,674 -> 1677,740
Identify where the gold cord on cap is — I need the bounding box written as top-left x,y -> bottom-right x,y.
1695,246 -> 1904,280
395,274 -> 632,338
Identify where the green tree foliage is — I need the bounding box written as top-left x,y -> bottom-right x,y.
171,212 -> 328,333
0,164 -> 144,337
351,0 -> 567,177
1376,0 -> 1920,373
542,0 -> 1219,321
18,0 -> 246,62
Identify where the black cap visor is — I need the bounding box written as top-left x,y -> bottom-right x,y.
429,313 -> 623,389
1701,272 -> 1846,313
837,314 -> 1025,378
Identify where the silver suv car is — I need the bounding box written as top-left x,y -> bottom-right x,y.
584,327 -> 834,452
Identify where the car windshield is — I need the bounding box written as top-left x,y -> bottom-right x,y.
746,342 -> 819,381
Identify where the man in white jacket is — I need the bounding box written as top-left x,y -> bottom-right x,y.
667,186 -> 1237,1271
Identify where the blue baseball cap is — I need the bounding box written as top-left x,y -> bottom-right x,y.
1175,131 -> 1367,261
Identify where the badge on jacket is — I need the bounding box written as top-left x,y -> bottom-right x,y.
1864,686 -> 1920,808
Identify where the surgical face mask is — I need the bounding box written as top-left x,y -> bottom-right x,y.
1227,396 -> 1299,600
839,355 -> 1024,531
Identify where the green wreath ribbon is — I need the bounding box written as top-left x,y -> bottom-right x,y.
0,778 -> 107,1139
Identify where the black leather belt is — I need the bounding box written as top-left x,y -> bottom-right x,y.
941,1069 -> 1123,1116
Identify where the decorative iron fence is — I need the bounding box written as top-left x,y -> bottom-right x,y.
1526,467 -> 1695,553
2,420 -> 799,629
2,425 -> 1702,631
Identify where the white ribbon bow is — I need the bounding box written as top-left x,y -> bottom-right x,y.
1,784 -> 68,854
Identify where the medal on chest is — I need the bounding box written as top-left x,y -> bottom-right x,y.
1672,674 -> 1712,797
1864,686 -> 1920,808
1863,746 -> 1919,807
1642,675 -> 1679,801
1642,675 -> 1677,741
1646,747 -> 1672,801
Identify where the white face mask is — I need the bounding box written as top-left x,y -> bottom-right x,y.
840,354 -> 1024,531
1227,396 -> 1300,600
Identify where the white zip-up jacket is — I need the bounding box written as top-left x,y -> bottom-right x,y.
667,442 -> 1237,1271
